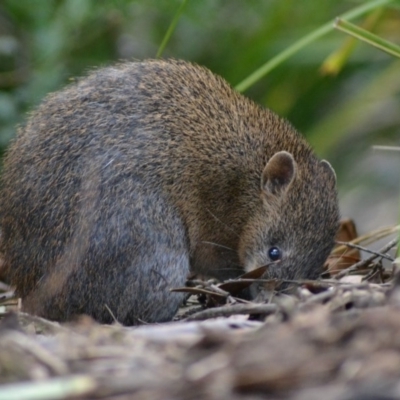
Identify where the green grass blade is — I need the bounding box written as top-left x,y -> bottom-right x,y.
156,0 -> 189,59
235,0 -> 394,92
307,59 -> 400,155
335,18 -> 400,58
321,8 -> 383,75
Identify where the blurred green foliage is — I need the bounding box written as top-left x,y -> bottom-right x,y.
0,0 -> 399,196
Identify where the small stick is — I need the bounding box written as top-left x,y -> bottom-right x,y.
3,331 -> 69,374
209,284 -> 230,297
335,238 -> 398,279
336,240 -> 395,261
185,303 -> 277,321
363,263 -> 384,282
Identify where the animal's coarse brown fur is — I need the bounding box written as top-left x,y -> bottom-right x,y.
0,60 -> 339,325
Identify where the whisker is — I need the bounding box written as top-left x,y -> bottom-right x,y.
201,241 -> 235,252
205,208 -> 240,238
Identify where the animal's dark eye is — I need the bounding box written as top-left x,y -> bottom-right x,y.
268,246 -> 282,261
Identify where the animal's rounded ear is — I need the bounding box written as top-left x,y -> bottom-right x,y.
320,159 -> 337,185
262,151 -> 297,195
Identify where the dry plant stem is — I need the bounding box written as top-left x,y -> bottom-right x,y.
220,278 -> 388,289
335,238 -> 398,279
209,284 -> 230,297
228,278 -> 368,287
189,280 -> 228,295
3,331 -> 69,374
322,280 -> 391,290
336,240 -> 395,261
185,303 -> 278,322
334,225 -> 399,254
363,264 -> 384,282
172,287 -> 228,298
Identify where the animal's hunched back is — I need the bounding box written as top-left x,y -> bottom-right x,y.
0,60 -> 339,325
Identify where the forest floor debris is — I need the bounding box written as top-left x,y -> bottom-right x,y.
0,226 -> 399,399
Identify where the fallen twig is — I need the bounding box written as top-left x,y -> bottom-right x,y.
335,238 -> 398,279
185,303 -> 278,321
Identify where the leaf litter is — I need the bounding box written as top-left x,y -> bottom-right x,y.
0,221 -> 399,399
